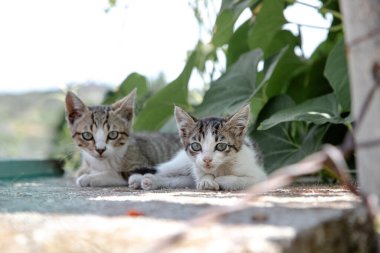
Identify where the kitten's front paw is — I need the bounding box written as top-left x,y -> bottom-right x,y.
197,178 -> 219,191
141,174 -> 159,190
76,174 -> 91,187
128,174 -> 143,190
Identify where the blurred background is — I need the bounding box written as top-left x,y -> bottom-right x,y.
1,0 -> 344,177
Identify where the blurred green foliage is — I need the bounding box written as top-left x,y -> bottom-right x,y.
59,0 -> 352,178
107,0 -> 351,175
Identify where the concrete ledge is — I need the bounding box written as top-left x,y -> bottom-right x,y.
0,178 -> 376,252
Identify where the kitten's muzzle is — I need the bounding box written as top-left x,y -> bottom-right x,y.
203,157 -> 213,168
203,157 -> 212,164
96,147 -> 106,155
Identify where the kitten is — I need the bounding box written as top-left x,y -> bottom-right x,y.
129,105 -> 267,191
65,89 -> 182,187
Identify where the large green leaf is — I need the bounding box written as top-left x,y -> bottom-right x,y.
133,53 -> 195,131
242,45 -> 290,123
263,30 -> 304,98
103,72 -> 148,104
196,50 -> 262,117
227,20 -> 250,67
253,123 -> 329,172
248,0 -> 286,54
286,58 -> 333,104
196,48 -> 286,117
324,37 -> 350,112
252,95 -> 328,172
211,0 -> 259,47
258,93 -> 348,130
212,10 -> 236,47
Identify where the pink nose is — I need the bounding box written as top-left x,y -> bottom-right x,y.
203,157 -> 213,164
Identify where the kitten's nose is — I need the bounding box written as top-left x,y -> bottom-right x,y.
96,148 -> 106,155
203,157 -> 213,164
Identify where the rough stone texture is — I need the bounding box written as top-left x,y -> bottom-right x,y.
0,178 -> 376,253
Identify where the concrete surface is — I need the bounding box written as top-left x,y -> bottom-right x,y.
0,178 -> 376,253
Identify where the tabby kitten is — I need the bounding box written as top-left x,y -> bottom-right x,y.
65,89 -> 182,187
129,105 -> 267,191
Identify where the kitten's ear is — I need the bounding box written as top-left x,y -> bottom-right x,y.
65,91 -> 89,125
174,106 -> 197,139
225,104 -> 250,137
112,88 -> 136,121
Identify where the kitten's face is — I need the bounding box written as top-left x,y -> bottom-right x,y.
65,90 -> 136,160
175,105 -> 250,173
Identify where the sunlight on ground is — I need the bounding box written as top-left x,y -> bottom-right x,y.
88,187 -> 359,209
89,191 -> 243,206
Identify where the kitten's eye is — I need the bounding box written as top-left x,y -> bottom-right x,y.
81,132 -> 93,141
108,131 -> 119,140
190,142 -> 202,152
215,143 -> 228,151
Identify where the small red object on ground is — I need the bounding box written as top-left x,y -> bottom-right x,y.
126,209 -> 144,217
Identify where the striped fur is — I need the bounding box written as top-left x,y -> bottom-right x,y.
130,105 -> 267,191
65,89 -> 181,187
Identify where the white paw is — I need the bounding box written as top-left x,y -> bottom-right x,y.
76,174 -> 91,187
214,176 -> 232,188
76,173 -> 127,187
76,174 -> 106,187
128,174 -> 143,189
141,174 -> 158,190
88,177 -> 109,187
197,178 -> 219,191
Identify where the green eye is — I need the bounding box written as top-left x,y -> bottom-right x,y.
108,131 -> 119,140
81,132 -> 93,141
215,143 -> 228,151
190,142 -> 202,152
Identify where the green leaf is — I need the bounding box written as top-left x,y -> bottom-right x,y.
259,47 -> 288,89
196,47 -> 286,117
103,72 -> 148,104
227,20 -> 250,67
211,10 -> 235,47
258,93 -> 348,130
211,0 -> 259,47
253,123 -> 328,172
118,73 -> 148,97
252,95 -> 328,172
255,94 -> 295,123
248,0 -> 286,54
286,56 -> 333,104
133,53 -> 196,131
263,30 -> 304,98
324,37 -> 350,112
196,49 -> 263,117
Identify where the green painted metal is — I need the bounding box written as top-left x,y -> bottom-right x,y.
0,159 -> 64,180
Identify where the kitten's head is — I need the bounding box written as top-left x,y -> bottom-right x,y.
174,105 -> 250,173
65,89 -> 136,160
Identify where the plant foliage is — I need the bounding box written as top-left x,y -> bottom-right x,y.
104,0 -> 350,174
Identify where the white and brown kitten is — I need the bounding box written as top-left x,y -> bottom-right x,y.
129,105 -> 267,191
65,89 -> 182,187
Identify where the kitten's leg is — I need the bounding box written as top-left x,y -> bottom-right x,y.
155,150 -> 192,176
141,174 -> 195,190
128,174 -> 143,190
197,174 -> 220,190
76,171 -> 127,187
214,175 -> 259,191
129,150 -> 192,189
